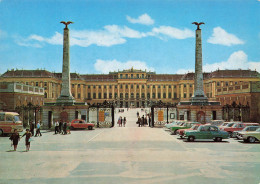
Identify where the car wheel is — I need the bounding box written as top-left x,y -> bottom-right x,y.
0,129 -> 3,136
187,136 -> 195,142
215,137 -> 222,142
228,132 -> 233,138
247,136 -> 256,143
88,126 -> 93,130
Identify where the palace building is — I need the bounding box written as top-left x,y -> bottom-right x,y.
0,68 -> 259,122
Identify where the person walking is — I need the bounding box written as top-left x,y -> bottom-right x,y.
35,121 -> 42,137
9,129 -> 20,151
148,114 -> 151,127
118,116 -> 122,127
21,129 -> 32,152
141,115 -> 145,127
137,116 -> 141,127
63,121 -> 67,135
123,117 -> 126,127
59,121 -> 63,134
67,120 -> 71,134
54,120 -> 59,134
30,121 -> 35,136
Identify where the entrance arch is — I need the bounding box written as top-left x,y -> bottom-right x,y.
60,111 -> 68,122
197,111 -> 205,124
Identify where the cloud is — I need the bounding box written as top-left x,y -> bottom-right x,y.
16,25 -> 147,47
126,14 -> 154,25
16,24 -> 194,48
203,50 -> 260,72
151,26 -> 194,39
207,27 -> 244,46
176,51 -> 260,74
94,59 -> 154,74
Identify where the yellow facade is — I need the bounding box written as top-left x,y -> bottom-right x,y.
0,69 -> 259,108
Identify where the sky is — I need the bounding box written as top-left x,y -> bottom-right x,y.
0,0 -> 260,75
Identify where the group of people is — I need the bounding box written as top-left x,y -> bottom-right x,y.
9,129 -> 32,152
30,121 -> 42,137
117,116 -> 127,127
137,115 -> 151,127
54,120 -> 71,135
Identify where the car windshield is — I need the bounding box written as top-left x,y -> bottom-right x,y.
241,127 -> 249,131
227,123 -> 234,127
221,123 -> 228,127
256,128 -> 260,132
232,124 -> 240,128
192,125 -> 199,130
14,115 -> 20,122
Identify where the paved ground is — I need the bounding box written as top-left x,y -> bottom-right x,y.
0,108 -> 260,184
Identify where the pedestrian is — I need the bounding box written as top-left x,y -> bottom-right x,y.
21,129 -> 32,152
137,116 -> 141,127
148,114 -> 151,127
59,121 -> 63,134
9,129 -> 20,151
117,116 -> 121,127
30,121 -> 35,136
141,115 -> 145,127
67,120 -> 71,134
123,117 -> 126,127
145,116 -> 148,126
35,121 -> 42,137
137,111 -> 139,117
54,120 -> 59,134
120,116 -> 123,127
63,121 -> 67,135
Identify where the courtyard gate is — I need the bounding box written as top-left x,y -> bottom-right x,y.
151,101 -> 177,127
88,101 -> 115,128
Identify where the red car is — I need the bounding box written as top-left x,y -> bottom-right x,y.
70,119 -> 95,130
177,124 -> 202,138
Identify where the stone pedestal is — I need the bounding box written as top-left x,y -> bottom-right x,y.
177,104 -> 222,124
42,104 -> 87,128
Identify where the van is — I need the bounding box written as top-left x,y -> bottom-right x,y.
0,112 -> 23,136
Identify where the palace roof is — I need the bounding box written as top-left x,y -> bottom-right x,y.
1,70 -> 54,78
181,72 -> 211,80
148,74 -> 183,81
81,74 -> 116,82
209,69 -> 260,78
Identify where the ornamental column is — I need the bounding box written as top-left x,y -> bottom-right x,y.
57,21 -> 75,105
191,22 -> 208,103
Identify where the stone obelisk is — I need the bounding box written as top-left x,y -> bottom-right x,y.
57,21 -> 75,105
191,22 -> 208,103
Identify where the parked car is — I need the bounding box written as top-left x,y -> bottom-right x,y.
210,120 -> 224,126
177,124 -> 202,138
220,122 -> 259,137
165,121 -> 185,129
219,122 -> 240,129
240,127 -> 260,143
70,119 -> 95,130
184,125 -> 229,142
235,126 -> 260,140
170,122 -> 199,135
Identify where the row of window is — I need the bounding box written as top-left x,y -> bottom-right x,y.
217,81 -> 248,87
119,73 -> 145,79
81,92 -> 179,99
81,84 -> 180,89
